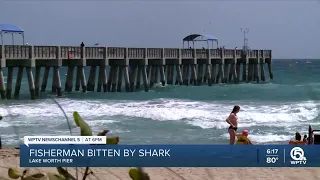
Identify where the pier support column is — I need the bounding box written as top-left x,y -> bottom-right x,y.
250,63 -> 255,82
97,66 -> 105,92
129,66 -> 137,92
53,67 -> 62,97
117,66 -> 123,92
216,64 -> 222,83
65,66 -> 75,92
0,69 -> 5,99
102,67 -> 108,92
260,50 -> 266,82
79,67 -> 87,93
26,67 -> 36,100
267,61 -> 273,80
136,66 -> 142,90
106,67 -> 113,92
191,65 -> 198,85
141,65 -> 149,92
260,60 -> 266,82
254,60 -> 260,83
203,65 -> 208,83
236,62 -> 241,84
211,63 -> 216,84
6,67 -> 13,99
159,65 -> 166,86
75,67 -> 81,91
206,64 -> 212,86
242,57 -> 249,83
150,66 -> 156,87
65,66 -> 71,91
124,66 -> 130,92
230,64 -> 237,84
34,66 -> 41,97
111,66 -> 119,92
167,65 -> 174,85
251,64 -> 255,82
14,67 -> 24,99
52,68 -> 57,93
175,65 -> 183,85
224,63 -> 229,83
41,67 -> 50,92
216,59 -> 224,83
182,65 -> 189,85
228,64 -> 233,83
154,66 -> 159,85
87,66 -> 97,91
197,64 -> 203,85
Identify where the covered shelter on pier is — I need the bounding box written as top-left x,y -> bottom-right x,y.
182,34 -> 218,49
0,24 -> 25,45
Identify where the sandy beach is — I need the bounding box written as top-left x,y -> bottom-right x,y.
0,149 -> 319,180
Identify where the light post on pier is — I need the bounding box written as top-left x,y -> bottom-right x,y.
240,28 -> 249,52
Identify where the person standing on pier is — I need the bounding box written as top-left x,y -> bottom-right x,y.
80,42 -> 85,58
225,105 -> 240,145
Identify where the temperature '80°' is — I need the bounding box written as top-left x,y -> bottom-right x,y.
266,157 -> 279,163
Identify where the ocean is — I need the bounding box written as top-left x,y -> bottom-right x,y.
0,59 -> 319,146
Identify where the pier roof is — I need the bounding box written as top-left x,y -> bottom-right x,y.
182,34 -> 218,48
0,24 -> 25,45
0,24 -> 24,33
183,34 -> 218,42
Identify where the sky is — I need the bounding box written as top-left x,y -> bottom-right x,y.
0,0 -> 319,59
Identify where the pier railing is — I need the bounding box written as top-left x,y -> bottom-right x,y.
0,45 -> 272,60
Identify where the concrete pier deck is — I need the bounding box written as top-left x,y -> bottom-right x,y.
0,45 -> 272,100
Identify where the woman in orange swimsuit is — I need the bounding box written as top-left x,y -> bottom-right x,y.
226,105 -> 240,145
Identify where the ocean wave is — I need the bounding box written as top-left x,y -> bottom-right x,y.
0,98 -> 319,144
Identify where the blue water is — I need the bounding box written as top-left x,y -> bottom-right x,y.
0,59 -> 319,146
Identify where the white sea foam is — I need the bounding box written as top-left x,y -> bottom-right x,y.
0,98 -> 319,144
221,133 -> 292,144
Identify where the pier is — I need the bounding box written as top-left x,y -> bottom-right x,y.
0,45 -> 273,100
0,24 -> 273,100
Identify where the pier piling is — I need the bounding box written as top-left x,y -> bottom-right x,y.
0,69 -> 5,99
117,66 -> 123,92
53,67 -> 62,97
141,66 -> 149,92
97,66 -> 103,92
136,66 -> 142,90
34,66 -> 41,97
41,67 -> 50,92
26,67 -> 36,100
111,66 -> 118,92
6,67 -> 13,99
124,66 -> 130,92
79,67 -> 87,93
75,67 -> 81,91
14,67 -> 23,99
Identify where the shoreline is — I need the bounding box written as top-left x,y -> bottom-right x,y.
1,149 -> 320,180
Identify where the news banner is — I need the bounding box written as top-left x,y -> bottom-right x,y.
20,136 -> 320,167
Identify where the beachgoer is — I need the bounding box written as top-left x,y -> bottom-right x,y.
236,129 -> 253,145
289,132 -> 305,145
226,105 -> 240,145
303,134 -> 308,144
295,132 -> 302,141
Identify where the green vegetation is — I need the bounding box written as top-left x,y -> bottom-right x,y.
5,111 -> 149,180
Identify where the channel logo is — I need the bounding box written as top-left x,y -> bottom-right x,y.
290,147 -> 307,165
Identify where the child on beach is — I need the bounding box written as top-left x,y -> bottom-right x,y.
236,130 -> 253,145
303,134 -> 308,144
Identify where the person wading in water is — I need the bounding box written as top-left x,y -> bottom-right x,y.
225,105 -> 240,145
